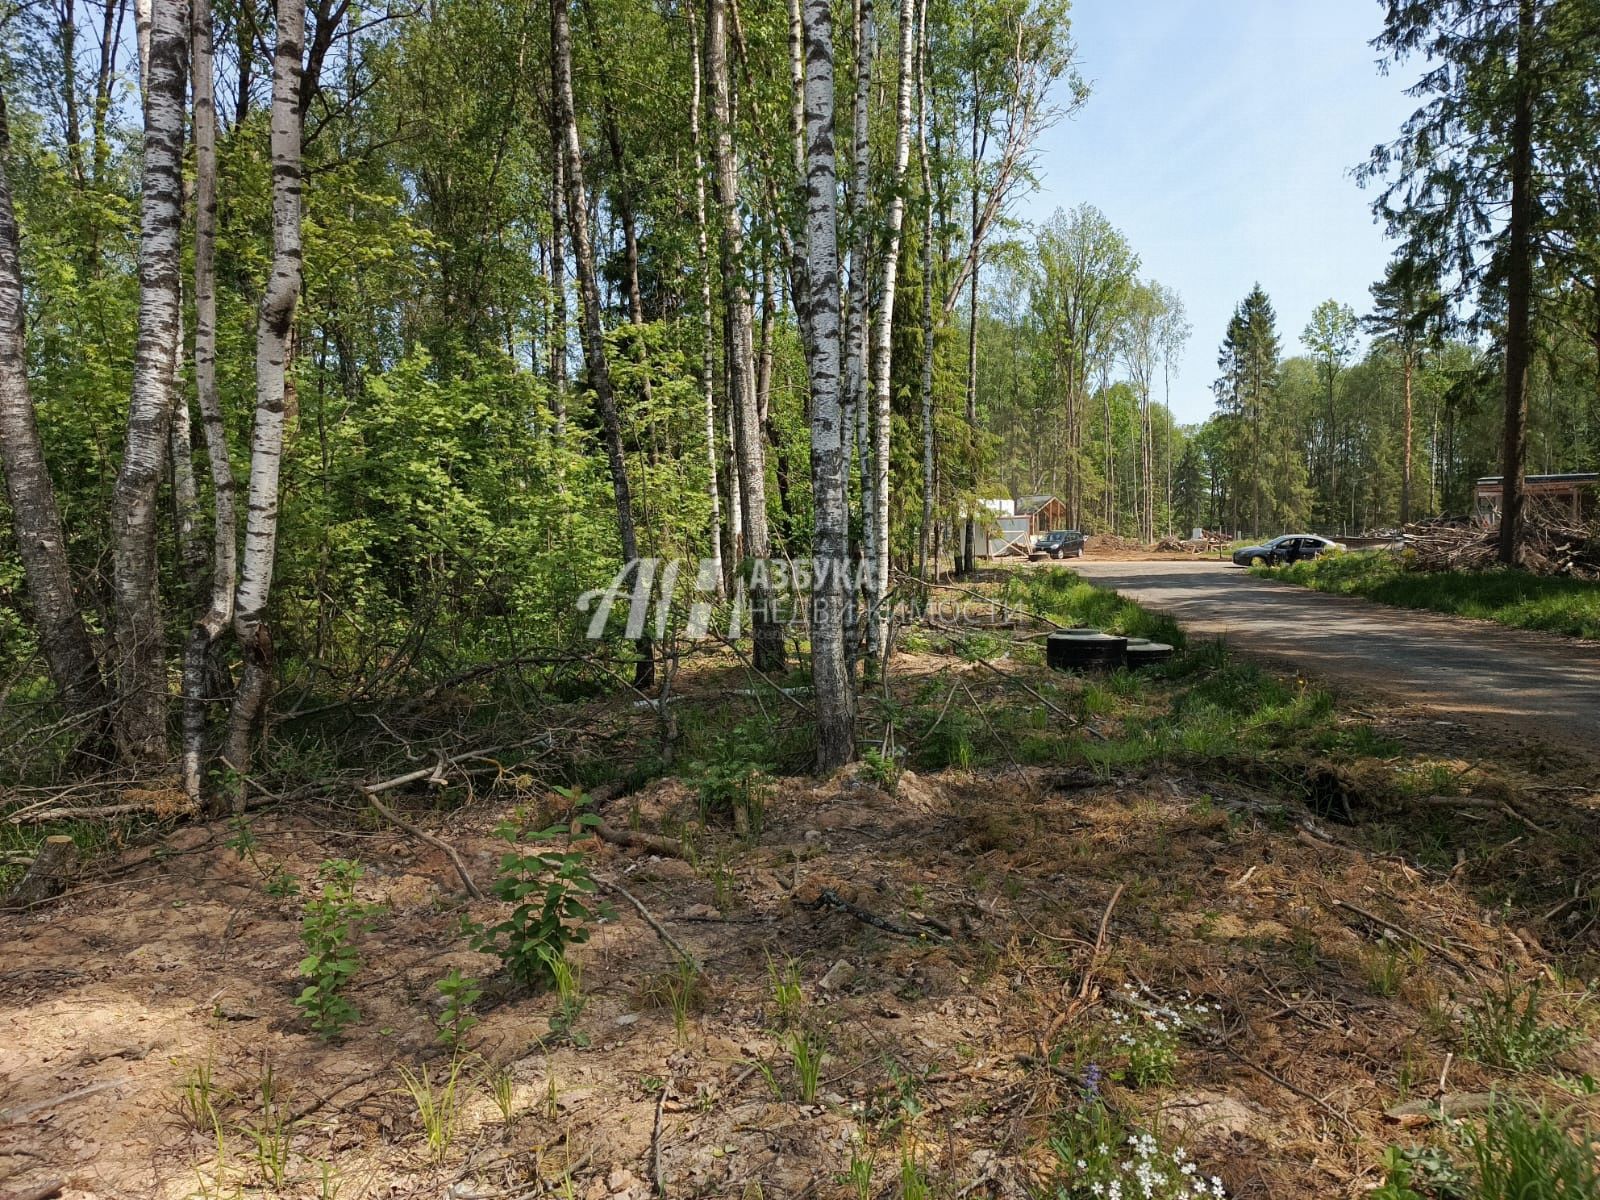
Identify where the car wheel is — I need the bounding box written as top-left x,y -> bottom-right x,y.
1075,547 -> 1085,558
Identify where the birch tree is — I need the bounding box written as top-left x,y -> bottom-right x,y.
551,0 -> 652,687
865,0 -> 915,663
0,89 -> 107,724
708,0 -> 783,672
799,0 -> 854,770
182,0 -> 237,805
915,0 -> 935,581
686,2 -> 725,597
222,0 -> 306,790
111,0 -> 186,765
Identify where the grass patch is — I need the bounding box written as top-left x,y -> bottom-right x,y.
1003,568 -> 1186,648
1264,551 -> 1600,640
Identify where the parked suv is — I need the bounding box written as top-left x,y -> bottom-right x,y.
1031,529 -> 1086,560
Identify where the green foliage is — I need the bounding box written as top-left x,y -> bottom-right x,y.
1048,1100 -> 1225,1200
787,1029 -> 823,1103
1376,1100 -> 1600,1200
469,813 -> 611,992
860,747 -> 901,792
1272,552 -> 1600,642
295,860 -> 379,1038
397,1058 -> 465,1164
434,969 -> 482,1050
1464,1099 -> 1600,1199
1461,973 -> 1577,1072
687,716 -> 779,837
546,954 -> 588,1044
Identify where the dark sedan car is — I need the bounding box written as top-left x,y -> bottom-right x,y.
1231,534 -> 1345,566
1031,529 -> 1086,560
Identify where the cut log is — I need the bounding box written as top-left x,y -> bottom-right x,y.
4,835 -> 77,908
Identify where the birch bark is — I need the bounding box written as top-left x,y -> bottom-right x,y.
687,3 -> 725,597
864,0 -> 915,664
111,0 -> 186,765
222,0 -> 305,790
182,0 -> 239,806
799,0 -> 854,769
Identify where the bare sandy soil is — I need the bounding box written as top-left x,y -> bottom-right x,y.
5,636 -> 1600,1200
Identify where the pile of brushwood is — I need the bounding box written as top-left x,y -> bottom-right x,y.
1405,502 -> 1600,579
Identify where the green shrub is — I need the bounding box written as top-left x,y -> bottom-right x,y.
295,859 -> 380,1037
469,813 -> 612,991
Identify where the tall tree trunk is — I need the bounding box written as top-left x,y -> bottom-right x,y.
798,0 -> 854,770
552,0 -> 652,687
59,0 -> 86,183
547,105 -> 567,438
959,73 -> 980,575
864,0 -> 914,666
1498,0 -> 1534,567
687,2 -> 725,597
841,0 -> 872,655
915,0 -> 934,582
111,0 -> 186,767
1400,351 -> 1414,527
183,0 -> 237,807
222,0 -> 305,793
708,0 -> 783,672
1141,385 -> 1153,541
0,90 -> 107,722
91,0 -> 126,189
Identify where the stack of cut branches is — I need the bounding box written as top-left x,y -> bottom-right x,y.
1404,503 -> 1600,579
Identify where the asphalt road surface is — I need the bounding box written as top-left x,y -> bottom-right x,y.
1070,558 -> 1600,751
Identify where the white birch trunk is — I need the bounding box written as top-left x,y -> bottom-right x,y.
223,0 -> 305,790
864,0 -> 915,665
687,3 -> 725,598
111,0 -> 186,766
799,0 -> 854,769
0,90 -> 107,723
182,0 -> 238,807
842,0 -> 872,664
915,0 -> 935,582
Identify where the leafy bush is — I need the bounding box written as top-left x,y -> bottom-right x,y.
296,859 -> 380,1037
470,813 -> 612,991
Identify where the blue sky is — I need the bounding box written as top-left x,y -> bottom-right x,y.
1015,0 -> 1420,423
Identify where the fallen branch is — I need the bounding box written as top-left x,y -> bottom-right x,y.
651,1080 -> 669,1197
0,1077 -> 128,1124
797,886 -> 948,941
360,788 -> 483,900
1076,882 -> 1125,1000
599,876 -> 696,966
594,822 -> 685,859
1328,897 -> 1473,974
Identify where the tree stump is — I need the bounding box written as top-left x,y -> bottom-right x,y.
5,835 -> 77,908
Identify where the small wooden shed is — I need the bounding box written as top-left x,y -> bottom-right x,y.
1015,495 -> 1069,536
1474,473 -> 1598,522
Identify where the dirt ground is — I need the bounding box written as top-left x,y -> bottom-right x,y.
4,645 -> 1600,1200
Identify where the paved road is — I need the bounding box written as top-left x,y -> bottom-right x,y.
1071,559 -> 1600,750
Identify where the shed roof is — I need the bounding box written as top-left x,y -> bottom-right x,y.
1015,495 -> 1062,514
